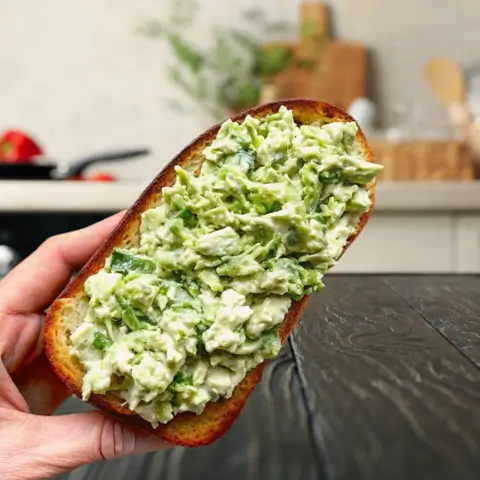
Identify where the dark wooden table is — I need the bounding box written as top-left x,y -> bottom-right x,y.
55,276 -> 480,480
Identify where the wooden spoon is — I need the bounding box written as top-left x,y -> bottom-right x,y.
425,57 -> 465,104
425,57 -> 472,134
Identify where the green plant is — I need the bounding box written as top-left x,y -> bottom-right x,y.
139,1 -> 320,120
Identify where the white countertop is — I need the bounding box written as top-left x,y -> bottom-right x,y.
0,181 -> 146,212
2,181 -> 480,213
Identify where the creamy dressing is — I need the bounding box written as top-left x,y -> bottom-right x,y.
70,106 -> 383,426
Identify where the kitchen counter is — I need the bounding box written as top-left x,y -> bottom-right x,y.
3,180 -> 480,213
54,275 -> 480,480
0,181 -> 146,212
4,181 -> 480,273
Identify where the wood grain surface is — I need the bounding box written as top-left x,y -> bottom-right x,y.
386,276 -> 480,367
54,276 -> 480,480
292,276 -> 480,480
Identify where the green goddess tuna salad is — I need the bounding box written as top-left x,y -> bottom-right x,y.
69,106 -> 383,426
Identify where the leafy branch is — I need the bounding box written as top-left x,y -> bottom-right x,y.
139,1 -> 322,121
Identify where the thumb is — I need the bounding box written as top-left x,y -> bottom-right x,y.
22,411 -> 168,478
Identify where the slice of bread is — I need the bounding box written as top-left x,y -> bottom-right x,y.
44,99 -> 378,447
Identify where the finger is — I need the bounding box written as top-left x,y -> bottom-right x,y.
0,360 -> 30,413
0,211 -> 125,315
14,411 -> 168,478
0,312 -> 43,376
14,353 -> 71,415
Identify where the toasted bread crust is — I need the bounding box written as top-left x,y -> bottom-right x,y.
44,99 -> 377,447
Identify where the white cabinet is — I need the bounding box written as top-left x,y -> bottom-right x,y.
332,211 -> 480,274
332,213 -> 455,273
455,215 -> 480,273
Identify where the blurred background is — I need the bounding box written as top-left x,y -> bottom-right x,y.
2,0 -> 480,276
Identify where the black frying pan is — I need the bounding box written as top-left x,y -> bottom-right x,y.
0,148 -> 150,180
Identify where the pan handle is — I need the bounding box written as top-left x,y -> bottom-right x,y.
59,148 -> 151,178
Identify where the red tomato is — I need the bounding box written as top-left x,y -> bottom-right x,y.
89,172 -> 116,182
0,130 -> 43,163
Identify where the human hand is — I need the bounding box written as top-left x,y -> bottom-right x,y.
0,213 -> 167,480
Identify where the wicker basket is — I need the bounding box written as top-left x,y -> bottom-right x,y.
370,140 -> 474,182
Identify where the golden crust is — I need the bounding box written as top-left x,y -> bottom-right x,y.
44,99 -> 377,447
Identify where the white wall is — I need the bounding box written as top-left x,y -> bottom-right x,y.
0,0 -> 297,183
2,0 -> 479,182
333,0 -> 480,130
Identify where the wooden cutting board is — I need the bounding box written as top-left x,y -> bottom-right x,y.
299,2 -> 331,59
264,2 -> 367,110
270,40 -> 368,111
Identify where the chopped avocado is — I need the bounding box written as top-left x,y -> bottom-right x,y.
194,227 -> 241,257
197,269 -> 223,292
70,106 -> 383,427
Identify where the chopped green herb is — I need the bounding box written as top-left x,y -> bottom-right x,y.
115,295 -> 147,331
320,170 -> 341,183
195,322 -> 209,338
195,322 -> 210,353
290,292 -> 304,301
184,280 -> 200,297
266,201 -> 282,213
171,372 -> 193,387
110,249 -> 155,275
92,332 -> 112,350
136,313 -> 157,325
178,208 -> 193,220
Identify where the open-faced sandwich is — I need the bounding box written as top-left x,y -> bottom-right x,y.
45,100 -> 383,447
